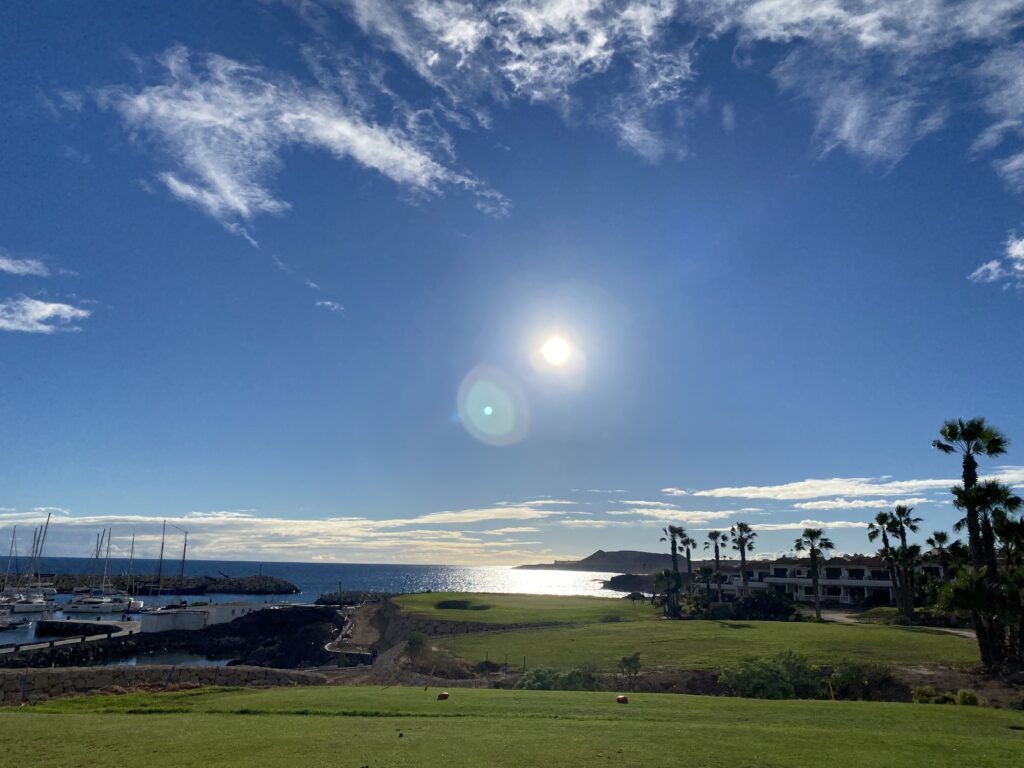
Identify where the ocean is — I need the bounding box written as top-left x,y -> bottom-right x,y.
1,557 -> 621,646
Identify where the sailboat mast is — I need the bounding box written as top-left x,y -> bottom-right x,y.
2,526 -> 14,592
102,528 -> 112,591
177,531 -> 188,593
127,532 -> 136,595
155,520 -> 166,590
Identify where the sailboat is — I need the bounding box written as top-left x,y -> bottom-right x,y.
3,516 -> 56,615
63,528 -> 143,616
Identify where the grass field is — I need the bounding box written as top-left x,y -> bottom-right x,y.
393,592 -> 654,625
3,686 -> 1022,767
437,618 -> 980,671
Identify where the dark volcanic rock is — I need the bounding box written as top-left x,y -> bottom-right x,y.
47,573 -> 300,595
517,550 -> 677,575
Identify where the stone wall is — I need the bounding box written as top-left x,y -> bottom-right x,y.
0,665 -> 327,705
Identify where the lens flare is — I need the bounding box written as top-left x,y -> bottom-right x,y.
457,365 -> 530,446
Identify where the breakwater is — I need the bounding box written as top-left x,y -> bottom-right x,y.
0,665 -> 328,704
36,573 -> 300,595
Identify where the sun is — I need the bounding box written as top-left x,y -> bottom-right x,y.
540,335 -> 572,367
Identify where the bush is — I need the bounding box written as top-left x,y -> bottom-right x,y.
515,664 -> 602,691
405,631 -> 427,659
732,592 -> 797,621
719,651 -> 823,700
515,667 -> 562,690
913,685 -> 980,706
556,663 -> 601,691
913,685 -> 937,703
956,689 -> 980,706
830,660 -> 898,701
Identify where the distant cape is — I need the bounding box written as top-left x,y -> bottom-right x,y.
515,549 -> 674,575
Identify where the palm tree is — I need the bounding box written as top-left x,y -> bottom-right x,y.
653,569 -> 683,618
660,526 -> 682,577
926,530 -> 950,577
867,511 -> 900,608
704,531 -> 726,603
868,507 -> 921,620
695,565 -> 715,610
730,522 -> 757,597
680,534 -> 697,591
934,418 -> 1008,570
933,417 -> 1008,488
794,528 -> 834,620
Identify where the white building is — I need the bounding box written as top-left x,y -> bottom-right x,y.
138,601 -> 277,633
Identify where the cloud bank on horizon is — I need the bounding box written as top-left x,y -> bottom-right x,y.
6,465 -> 1021,564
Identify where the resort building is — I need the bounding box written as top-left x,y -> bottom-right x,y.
706,555 -> 947,606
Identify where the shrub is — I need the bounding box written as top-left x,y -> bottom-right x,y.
557,662 -> 600,691
618,652 -> 642,690
956,689 -> 980,706
830,660 -> 897,701
405,631 -> 427,659
733,592 -> 797,621
719,651 -> 823,700
515,664 -> 602,691
912,685 -> 937,704
515,667 -> 561,690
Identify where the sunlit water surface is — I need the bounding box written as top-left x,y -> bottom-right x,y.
1,560 -> 622,646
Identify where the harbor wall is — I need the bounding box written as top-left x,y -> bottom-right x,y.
0,665 -> 328,704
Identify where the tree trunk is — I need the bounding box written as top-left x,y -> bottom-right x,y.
714,549 -> 722,603
811,552 -> 821,620
740,548 -> 749,597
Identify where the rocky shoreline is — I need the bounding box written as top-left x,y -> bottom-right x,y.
37,573 -> 301,595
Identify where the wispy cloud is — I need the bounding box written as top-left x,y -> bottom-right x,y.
0,249 -> 50,277
315,300 -> 344,313
751,519 -> 868,532
0,297 -> 91,334
793,496 -> 930,510
618,500 -> 680,508
969,234 -> 1024,288
607,508 -> 734,523
328,0 -> 695,160
690,467 -> 1024,500
98,46 -> 506,241
661,487 -> 689,496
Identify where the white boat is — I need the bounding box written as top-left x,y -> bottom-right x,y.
11,595 -> 54,614
63,590 -> 142,615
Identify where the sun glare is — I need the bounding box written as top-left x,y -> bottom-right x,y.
541,335 -> 572,367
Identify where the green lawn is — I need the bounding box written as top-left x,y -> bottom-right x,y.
437,618 -> 981,671
393,592 -> 654,625
4,686 -> 1022,767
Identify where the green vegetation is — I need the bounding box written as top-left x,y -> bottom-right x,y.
719,651 -> 823,700
857,607 -> 903,623
393,592 -> 654,625
438,617 -> 980,671
6,686 -> 1022,767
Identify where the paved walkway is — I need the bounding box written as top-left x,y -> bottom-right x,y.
0,619 -> 140,656
820,610 -> 976,640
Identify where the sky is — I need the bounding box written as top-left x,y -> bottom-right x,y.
2,1 -> 1024,566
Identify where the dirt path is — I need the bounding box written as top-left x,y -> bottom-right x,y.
820,609 -> 976,640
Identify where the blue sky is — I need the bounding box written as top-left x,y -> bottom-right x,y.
2,1 -> 1024,565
